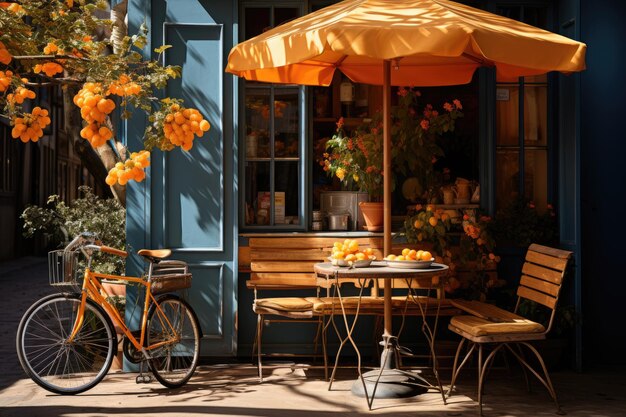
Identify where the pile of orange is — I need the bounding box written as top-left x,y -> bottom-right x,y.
385,248 -> 433,262
330,239 -> 375,262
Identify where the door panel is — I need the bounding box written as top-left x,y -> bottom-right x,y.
127,1 -> 236,357
163,24 -> 224,251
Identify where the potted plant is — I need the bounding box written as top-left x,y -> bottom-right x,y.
321,88 -> 463,230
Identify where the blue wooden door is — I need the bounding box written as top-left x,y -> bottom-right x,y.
126,1 -> 237,356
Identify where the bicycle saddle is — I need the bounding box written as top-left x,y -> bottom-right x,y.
138,249 -> 172,262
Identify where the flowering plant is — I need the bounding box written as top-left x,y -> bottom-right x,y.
321,87 -> 463,199
404,205 -> 503,300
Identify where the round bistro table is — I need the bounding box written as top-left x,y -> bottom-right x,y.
314,261 -> 449,410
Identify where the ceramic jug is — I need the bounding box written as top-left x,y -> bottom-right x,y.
442,186 -> 455,205
454,179 -> 472,204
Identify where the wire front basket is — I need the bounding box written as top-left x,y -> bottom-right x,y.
48,249 -> 80,286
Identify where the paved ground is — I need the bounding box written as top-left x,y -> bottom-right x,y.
1,257 -> 625,417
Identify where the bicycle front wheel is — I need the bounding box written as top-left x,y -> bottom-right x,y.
147,295 -> 200,388
16,293 -> 116,394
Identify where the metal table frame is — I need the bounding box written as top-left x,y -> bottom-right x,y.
314,261 -> 449,410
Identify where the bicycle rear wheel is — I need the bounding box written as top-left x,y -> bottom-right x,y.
147,295 -> 200,388
16,293 -> 116,394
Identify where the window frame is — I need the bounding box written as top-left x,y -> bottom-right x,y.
238,1 -> 307,231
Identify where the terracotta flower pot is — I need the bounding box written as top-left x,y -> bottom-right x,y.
359,201 -> 384,231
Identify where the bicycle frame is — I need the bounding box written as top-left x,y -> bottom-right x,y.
67,268 -> 180,356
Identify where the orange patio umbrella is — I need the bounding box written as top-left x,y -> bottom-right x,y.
226,0 -> 586,368
227,0 -> 586,255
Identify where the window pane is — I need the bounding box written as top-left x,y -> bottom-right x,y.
524,85 -> 547,146
496,6 -> 521,21
275,161 -> 300,225
245,162 -> 271,226
274,89 -> 299,158
525,74 -> 548,84
275,7 -> 299,26
523,6 -> 548,29
496,86 -> 519,146
245,88 -> 271,158
524,149 -> 548,212
245,8 -> 270,39
496,149 -> 520,210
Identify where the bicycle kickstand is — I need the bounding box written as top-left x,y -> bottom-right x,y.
135,360 -> 153,384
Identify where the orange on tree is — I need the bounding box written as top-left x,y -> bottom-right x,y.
0,0 -> 212,206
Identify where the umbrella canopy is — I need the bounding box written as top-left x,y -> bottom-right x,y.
226,0 -> 586,260
226,0 -> 586,86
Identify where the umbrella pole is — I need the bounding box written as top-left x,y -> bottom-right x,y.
353,62 -> 430,403
383,60 -> 392,338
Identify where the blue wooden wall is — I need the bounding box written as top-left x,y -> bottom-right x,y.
578,0 -> 626,365
126,0 -> 238,356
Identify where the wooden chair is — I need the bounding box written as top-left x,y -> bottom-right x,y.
446,243 -> 573,415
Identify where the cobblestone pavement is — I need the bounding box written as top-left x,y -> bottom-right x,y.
0,257 -> 55,392
1,257 -> 625,417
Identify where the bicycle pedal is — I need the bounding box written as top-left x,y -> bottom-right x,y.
135,374 -> 152,384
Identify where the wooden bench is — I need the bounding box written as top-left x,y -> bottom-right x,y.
244,236 -> 386,381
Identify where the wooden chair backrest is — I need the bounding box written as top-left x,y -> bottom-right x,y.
516,243 -> 573,329
246,237 -> 383,290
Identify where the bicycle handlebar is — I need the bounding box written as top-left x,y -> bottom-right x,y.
100,245 -> 128,258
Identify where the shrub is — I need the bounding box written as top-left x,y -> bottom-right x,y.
21,186 -> 126,275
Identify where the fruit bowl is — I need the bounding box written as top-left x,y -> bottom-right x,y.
385,258 -> 434,269
328,257 -> 375,268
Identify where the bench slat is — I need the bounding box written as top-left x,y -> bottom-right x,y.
250,248 -> 329,261
252,261 -> 320,272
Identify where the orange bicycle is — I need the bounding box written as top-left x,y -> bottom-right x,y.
16,232 -> 201,394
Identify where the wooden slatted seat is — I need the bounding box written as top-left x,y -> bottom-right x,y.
449,315 -> 545,337
447,243 -> 573,415
306,295 -> 385,314
245,236 -> 385,382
